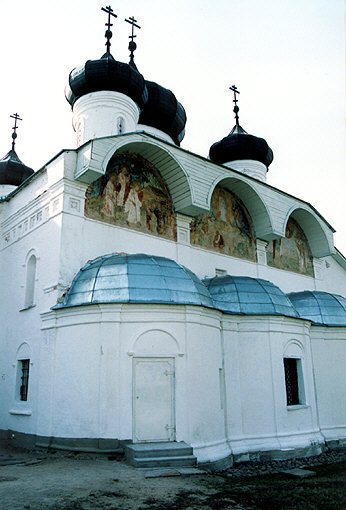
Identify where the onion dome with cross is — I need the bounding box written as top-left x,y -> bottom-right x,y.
0,114 -> 34,192
122,14 -> 186,145
65,6 -> 148,147
209,85 -> 273,182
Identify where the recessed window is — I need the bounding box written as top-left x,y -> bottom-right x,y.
284,357 -> 305,406
24,254 -> 37,308
18,359 -> 30,402
117,116 -> 125,134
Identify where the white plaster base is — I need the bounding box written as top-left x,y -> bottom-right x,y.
225,159 -> 267,182
136,124 -> 174,145
72,91 -> 140,147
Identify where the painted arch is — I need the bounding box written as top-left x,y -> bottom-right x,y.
208,176 -> 273,241
190,185 -> 257,261
101,138 -> 193,213
85,151 -> 177,240
285,207 -> 334,258
267,217 -> 314,276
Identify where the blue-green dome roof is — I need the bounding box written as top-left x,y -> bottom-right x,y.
288,291 -> 346,326
55,253 -> 213,309
204,275 -> 298,318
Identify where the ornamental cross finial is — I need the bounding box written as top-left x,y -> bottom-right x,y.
125,16 -> 141,65
10,113 -> 22,151
101,5 -> 118,54
230,85 -> 240,126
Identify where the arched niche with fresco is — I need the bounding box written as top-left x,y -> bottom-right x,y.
190,186 -> 256,261
267,218 -> 314,276
84,152 -> 177,241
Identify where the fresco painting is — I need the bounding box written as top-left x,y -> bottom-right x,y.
85,152 -> 177,241
267,218 -> 314,276
190,187 -> 256,261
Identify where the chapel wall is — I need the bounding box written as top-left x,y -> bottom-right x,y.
222,316 -> 323,454
37,305 -> 230,463
0,213 -> 63,435
310,327 -> 346,444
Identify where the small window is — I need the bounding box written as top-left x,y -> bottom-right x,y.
117,116 -> 125,134
284,357 -> 305,406
25,254 -> 37,308
18,359 -> 30,401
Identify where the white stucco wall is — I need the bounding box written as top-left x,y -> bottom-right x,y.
222,317 -> 323,455
1,138 -> 346,465
38,305 -> 229,462
310,327 -> 346,443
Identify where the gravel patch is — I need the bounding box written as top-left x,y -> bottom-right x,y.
224,447 -> 346,478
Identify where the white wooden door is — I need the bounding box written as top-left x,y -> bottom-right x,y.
133,358 -> 175,442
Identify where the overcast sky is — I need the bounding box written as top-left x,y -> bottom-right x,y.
0,0 -> 345,253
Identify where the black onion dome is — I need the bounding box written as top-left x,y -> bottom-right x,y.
0,149 -> 34,186
65,53 -> 148,109
209,124 -> 273,167
139,81 -> 187,145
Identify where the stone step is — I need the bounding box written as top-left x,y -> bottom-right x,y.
132,454 -> 197,469
125,441 -> 197,468
126,441 -> 193,461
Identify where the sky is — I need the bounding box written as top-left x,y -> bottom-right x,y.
0,0 -> 345,253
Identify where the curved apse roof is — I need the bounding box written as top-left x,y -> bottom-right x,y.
55,253 -> 213,309
204,275 -> 298,318
288,291 -> 346,326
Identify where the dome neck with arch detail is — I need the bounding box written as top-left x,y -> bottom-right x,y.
209,85 -> 273,182
65,7 -> 148,147
0,113 -> 34,196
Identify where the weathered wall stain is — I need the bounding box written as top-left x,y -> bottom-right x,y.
267,218 -> 314,276
190,186 -> 256,261
85,152 -> 177,241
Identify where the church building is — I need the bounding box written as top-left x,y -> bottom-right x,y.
1,6 -> 346,469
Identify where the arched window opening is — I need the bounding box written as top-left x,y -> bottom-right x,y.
284,358 -> 304,406
283,341 -> 306,407
117,116 -> 125,134
25,254 -> 36,308
18,359 -> 30,401
14,343 -> 31,404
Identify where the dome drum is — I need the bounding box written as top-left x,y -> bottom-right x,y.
72,90 -> 140,146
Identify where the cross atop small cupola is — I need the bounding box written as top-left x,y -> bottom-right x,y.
10,113 -> 22,151
230,85 -> 240,127
209,84 -> 274,181
101,5 -> 117,54
125,16 -> 141,66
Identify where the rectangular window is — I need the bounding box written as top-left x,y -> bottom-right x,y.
19,359 -> 30,401
284,358 -> 304,406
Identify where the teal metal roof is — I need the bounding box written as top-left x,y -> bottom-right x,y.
54,254 -> 346,328
288,291 -> 346,326
204,275 -> 298,318
55,253 -> 213,309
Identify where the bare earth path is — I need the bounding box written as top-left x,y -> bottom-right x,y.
1,446 -> 346,509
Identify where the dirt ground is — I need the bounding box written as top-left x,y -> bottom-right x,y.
1,446 -> 346,510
